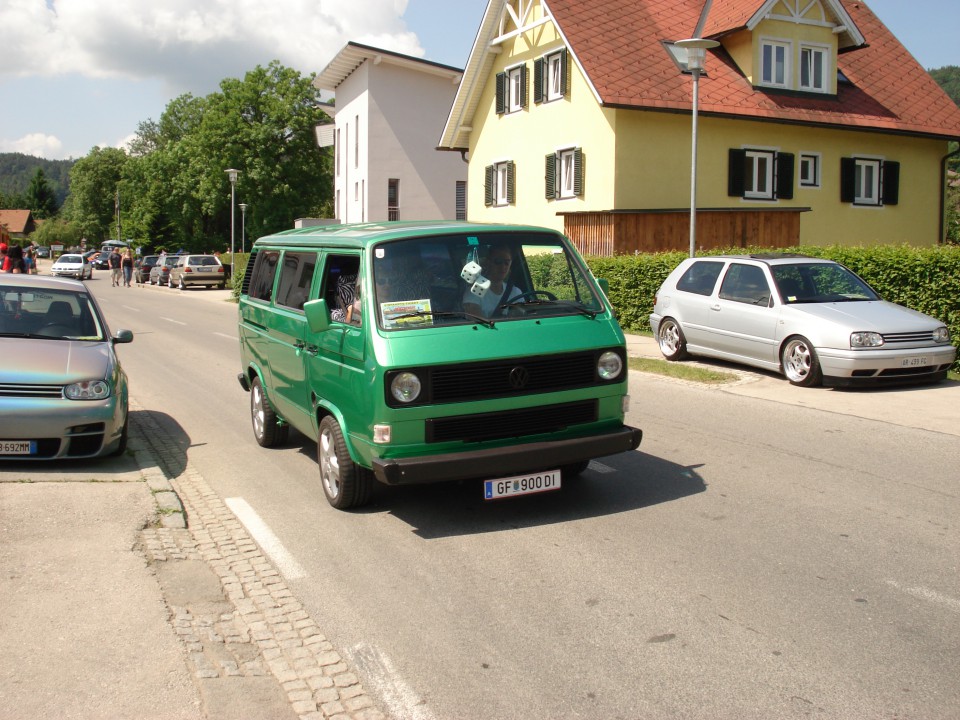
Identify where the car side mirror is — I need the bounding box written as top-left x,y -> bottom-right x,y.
112,329 -> 134,344
304,299 -> 330,334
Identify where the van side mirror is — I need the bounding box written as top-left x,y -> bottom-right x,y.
304,298 -> 330,333
596,277 -> 610,296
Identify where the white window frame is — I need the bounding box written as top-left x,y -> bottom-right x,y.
745,149 -> 776,200
507,65 -> 524,113
546,51 -> 564,102
760,39 -> 790,88
799,44 -> 829,93
855,158 -> 881,206
495,161 -> 511,206
558,148 -> 577,199
799,152 -> 821,188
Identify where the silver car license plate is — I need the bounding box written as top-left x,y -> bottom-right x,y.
901,356 -> 930,367
1,440 -> 35,455
484,470 -> 561,500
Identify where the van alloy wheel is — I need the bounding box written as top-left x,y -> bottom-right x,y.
250,376 -> 287,447
317,416 -> 373,510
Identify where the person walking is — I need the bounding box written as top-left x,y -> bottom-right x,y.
108,247 -> 123,286
121,248 -> 135,287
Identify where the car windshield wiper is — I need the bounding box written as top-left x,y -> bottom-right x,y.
498,299 -> 599,319
391,310 -> 495,328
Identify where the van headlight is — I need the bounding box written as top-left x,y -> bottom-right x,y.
850,332 -> 884,348
597,351 -> 624,381
390,372 -> 422,403
64,380 -> 111,400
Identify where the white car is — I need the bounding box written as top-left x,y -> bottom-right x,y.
650,254 -> 956,387
50,253 -> 93,280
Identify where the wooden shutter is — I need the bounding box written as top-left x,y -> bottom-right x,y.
495,72 -> 506,115
560,49 -> 569,97
534,58 -> 544,104
484,165 -> 495,206
520,65 -> 528,109
507,162 -> 516,204
728,149 -> 746,197
840,157 -> 856,203
775,152 -> 794,200
881,161 -> 900,205
545,154 -> 556,199
573,148 -> 584,197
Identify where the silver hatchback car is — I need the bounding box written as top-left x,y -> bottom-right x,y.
168,254 -> 226,290
0,275 -> 133,459
650,254 -> 956,387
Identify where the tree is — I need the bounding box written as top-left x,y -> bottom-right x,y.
30,216 -> 84,249
26,168 -> 59,218
66,147 -> 129,242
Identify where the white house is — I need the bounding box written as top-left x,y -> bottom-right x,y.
314,42 -> 468,223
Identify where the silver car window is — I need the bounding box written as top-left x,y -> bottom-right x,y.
719,264 -> 772,306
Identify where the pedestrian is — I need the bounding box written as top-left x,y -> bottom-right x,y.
0,243 -> 7,271
121,248 -> 134,287
108,247 -> 123,286
2,244 -> 25,273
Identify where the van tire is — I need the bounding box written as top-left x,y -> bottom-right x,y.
251,377 -> 288,447
317,416 -> 372,509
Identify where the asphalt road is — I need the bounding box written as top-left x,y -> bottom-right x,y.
92,276 -> 960,720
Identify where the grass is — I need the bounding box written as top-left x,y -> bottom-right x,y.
627,356 -> 739,384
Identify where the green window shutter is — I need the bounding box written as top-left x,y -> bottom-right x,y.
484,165 -> 495,206
520,65 -> 528,109
840,157 -> 856,203
775,152 -> 794,200
534,57 -> 544,104
573,147 -> 584,196
495,73 -> 506,115
881,161 -> 900,205
561,49 -> 569,97
728,149 -> 747,197
507,162 -> 516,204
545,153 -> 556,199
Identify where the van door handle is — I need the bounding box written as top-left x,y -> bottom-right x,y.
294,340 -> 306,357
305,345 -> 319,356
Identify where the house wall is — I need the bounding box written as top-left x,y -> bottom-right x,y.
335,64 -> 371,224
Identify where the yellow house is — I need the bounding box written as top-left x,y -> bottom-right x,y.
438,0 -> 960,252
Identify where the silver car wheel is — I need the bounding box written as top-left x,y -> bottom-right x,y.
318,424 -> 342,503
781,336 -> 822,387
657,318 -> 688,361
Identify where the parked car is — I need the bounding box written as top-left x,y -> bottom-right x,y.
0,274 -> 133,459
35,246 -> 51,259
49,253 -> 93,280
148,256 -> 180,286
168,254 -> 227,290
650,254 -> 956,387
135,254 -> 160,284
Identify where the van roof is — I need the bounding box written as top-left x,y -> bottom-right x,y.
251,221 -> 563,249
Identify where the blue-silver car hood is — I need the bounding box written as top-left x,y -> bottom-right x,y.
0,338 -> 111,384
785,300 -> 943,332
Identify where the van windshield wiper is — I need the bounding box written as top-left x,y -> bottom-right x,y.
498,299 -> 599,319
391,310 -> 495,328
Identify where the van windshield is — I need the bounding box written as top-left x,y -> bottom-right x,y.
373,232 -> 604,329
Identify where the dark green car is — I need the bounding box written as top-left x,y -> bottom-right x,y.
238,221 -> 641,509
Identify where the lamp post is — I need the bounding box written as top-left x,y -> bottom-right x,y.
675,38 -> 719,258
225,168 -> 240,259
238,203 -> 247,253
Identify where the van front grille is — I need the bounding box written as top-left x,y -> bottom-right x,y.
425,400 -> 597,443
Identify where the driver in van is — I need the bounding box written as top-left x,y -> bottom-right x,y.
462,243 -> 523,317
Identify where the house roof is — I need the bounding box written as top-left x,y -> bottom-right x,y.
314,41 -> 463,93
0,210 -> 34,235
440,0 -> 960,149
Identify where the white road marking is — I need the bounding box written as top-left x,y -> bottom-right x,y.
886,580 -> 960,614
344,643 -> 437,720
121,305 -> 141,312
161,317 -> 187,326
224,497 -> 306,580
589,461 -> 615,474
214,332 -> 238,341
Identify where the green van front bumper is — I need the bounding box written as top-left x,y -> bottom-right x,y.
370,425 -> 642,485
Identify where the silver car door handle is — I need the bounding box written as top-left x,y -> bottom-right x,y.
710,303 -> 721,311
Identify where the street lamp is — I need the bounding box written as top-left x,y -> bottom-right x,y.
225,168 -> 240,259
675,38 -> 719,258
238,203 -> 247,253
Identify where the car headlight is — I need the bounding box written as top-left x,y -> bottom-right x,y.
64,380 -> 111,400
390,372 -> 422,403
850,332 -> 884,348
933,327 -> 950,343
597,351 -> 624,381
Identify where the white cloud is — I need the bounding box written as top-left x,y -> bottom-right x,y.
0,0 -> 424,94
1,133 -> 64,159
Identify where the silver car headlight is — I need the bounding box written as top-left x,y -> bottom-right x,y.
850,332 -> 884,348
933,327 -> 950,343
64,380 -> 111,400
390,372 -> 422,403
597,351 -> 624,381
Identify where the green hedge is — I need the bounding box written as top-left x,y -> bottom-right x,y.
585,245 -> 960,370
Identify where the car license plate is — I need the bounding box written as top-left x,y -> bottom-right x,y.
1,440 -> 35,455
198,267 -> 211,272
901,356 -> 929,367
484,470 -> 561,500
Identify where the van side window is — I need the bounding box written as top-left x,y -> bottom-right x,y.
274,253 -> 317,311
248,251 -> 280,302
325,254 -> 361,326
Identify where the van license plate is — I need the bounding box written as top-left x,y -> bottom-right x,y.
484,470 -> 561,500
1,440 -> 35,455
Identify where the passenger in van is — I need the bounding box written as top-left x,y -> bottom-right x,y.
462,243 -> 523,317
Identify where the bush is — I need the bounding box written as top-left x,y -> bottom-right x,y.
585,245 -> 960,370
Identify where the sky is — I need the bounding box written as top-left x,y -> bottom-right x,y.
0,0 -> 956,162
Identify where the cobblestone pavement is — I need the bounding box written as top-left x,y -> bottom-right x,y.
131,400 -> 388,720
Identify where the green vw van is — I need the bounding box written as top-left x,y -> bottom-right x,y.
237,221 -> 641,509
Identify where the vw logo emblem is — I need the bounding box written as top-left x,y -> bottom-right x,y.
508,366 -> 529,389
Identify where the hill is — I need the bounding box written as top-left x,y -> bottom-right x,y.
0,153 -> 74,207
